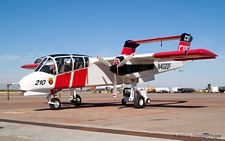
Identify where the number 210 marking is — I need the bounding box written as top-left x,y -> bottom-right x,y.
35,80 -> 46,85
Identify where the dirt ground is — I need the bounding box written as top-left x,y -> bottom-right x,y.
0,91 -> 225,141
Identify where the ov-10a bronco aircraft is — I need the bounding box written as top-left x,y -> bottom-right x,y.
19,33 -> 217,109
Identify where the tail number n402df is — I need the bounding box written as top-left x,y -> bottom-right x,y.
35,80 -> 46,85
158,63 -> 171,69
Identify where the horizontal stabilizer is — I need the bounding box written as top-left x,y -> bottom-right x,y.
121,34 -> 181,55
154,49 -> 217,61
128,35 -> 180,44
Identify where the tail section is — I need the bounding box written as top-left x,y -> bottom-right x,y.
121,40 -> 140,55
177,33 -> 193,51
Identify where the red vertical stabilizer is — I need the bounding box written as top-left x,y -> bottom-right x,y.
177,33 -> 193,51
121,40 -> 140,55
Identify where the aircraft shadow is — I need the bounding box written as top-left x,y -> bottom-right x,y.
35,102 -> 120,111
147,100 -> 206,108
35,100 -> 206,111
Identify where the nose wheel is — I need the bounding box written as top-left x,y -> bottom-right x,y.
49,98 -> 61,110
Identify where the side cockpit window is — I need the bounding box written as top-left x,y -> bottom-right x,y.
55,57 -> 73,74
34,58 -> 43,64
73,57 -> 84,70
84,57 -> 89,67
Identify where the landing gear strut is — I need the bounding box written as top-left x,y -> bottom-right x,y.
46,94 -> 61,110
70,88 -> 82,106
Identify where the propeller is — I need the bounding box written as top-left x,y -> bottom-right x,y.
117,55 -> 133,67
97,54 -> 134,97
96,56 -> 111,67
112,74 -> 117,97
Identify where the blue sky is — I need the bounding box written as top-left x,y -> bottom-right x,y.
0,0 -> 224,90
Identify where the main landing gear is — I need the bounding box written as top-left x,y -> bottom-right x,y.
46,88 -> 82,110
70,94 -> 82,106
121,79 -> 151,108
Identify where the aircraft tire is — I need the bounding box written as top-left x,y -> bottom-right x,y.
134,95 -> 145,108
49,98 -> 61,110
146,98 -> 151,105
71,94 -> 82,106
121,98 -> 126,105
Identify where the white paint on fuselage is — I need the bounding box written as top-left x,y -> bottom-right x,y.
85,57 -> 125,87
19,72 -> 56,91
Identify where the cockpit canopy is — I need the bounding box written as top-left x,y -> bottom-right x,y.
34,54 -> 89,75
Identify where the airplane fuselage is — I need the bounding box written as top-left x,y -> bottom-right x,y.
19,54 -> 185,96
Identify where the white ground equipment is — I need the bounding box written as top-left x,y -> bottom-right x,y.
121,87 -> 150,108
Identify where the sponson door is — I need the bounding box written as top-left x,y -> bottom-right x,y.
54,56 -> 73,89
71,56 -> 88,88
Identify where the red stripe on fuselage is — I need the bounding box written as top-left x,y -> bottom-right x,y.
72,68 -> 87,87
55,72 -> 71,89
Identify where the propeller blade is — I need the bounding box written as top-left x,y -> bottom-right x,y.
117,54 -> 133,67
96,56 -> 111,67
112,74 -> 117,97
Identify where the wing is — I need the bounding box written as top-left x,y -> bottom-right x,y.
153,49 -> 217,61
129,53 -> 155,64
128,48 -> 217,64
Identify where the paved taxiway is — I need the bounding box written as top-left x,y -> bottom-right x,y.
0,92 -> 225,141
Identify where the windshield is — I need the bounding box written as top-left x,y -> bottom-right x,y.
34,57 -> 47,72
39,57 -> 56,74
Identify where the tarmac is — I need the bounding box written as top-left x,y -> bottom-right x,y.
0,91 -> 225,141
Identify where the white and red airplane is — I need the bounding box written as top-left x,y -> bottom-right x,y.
18,33 -> 217,109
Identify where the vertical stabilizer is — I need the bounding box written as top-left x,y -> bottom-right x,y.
177,33 -> 193,51
121,40 -> 140,55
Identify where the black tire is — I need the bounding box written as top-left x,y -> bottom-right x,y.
71,95 -> 82,106
134,95 -> 145,108
49,98 -> 61,110
146,98 -> 151,105
121,98 -> 126,105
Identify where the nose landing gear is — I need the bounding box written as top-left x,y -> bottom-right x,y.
46,88 -> 82,110
49,97 -> 61,110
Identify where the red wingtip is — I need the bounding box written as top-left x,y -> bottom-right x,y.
21,64 -> 39,69
154,49 -> 217,61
